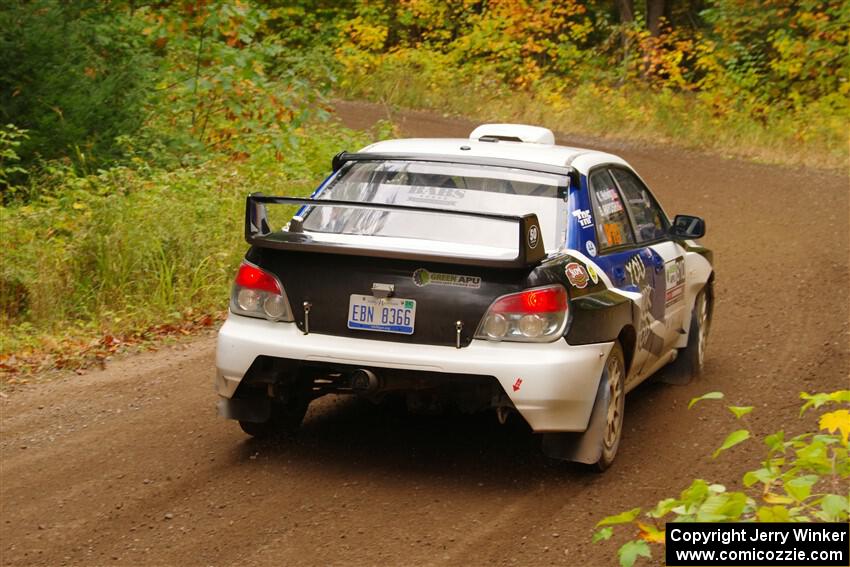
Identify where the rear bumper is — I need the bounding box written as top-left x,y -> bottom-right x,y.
216,314 -> 613,432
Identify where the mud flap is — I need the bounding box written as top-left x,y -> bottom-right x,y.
541,373 -> 608,464
217,397 -> 271,423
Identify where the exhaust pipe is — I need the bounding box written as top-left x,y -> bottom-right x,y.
351,369 -> 380,393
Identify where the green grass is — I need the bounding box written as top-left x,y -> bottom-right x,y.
0,121 -> 384,369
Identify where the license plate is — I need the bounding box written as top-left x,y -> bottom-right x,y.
347,295 -> 416,335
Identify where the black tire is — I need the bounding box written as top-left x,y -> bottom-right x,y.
594,341 -> 626,472
238,418 -> 276,439
239,396 -> 309,439
666,288 -> 710,384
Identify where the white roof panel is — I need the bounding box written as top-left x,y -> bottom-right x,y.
359,137 -> 628,173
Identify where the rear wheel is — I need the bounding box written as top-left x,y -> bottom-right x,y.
239,395 -> 309,439
595,341 -> 625,471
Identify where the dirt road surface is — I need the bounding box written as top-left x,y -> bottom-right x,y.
2,102 -> 848,567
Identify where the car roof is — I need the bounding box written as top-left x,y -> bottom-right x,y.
359,126 -> 630,175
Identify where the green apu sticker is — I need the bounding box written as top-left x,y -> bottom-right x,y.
412,268 -> 481,289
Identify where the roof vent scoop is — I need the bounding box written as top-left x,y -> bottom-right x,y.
469,124 -> 555,145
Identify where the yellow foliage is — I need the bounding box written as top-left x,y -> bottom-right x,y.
763,492 -> 794,504
341,16 -> 388,52
820,410 -> 850,445
637,522 -> 665,544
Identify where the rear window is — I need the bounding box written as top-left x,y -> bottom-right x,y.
300,160 -> 569,253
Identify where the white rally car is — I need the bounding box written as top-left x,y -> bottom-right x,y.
215,124 -> 714,470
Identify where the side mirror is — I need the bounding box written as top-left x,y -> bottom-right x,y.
670,214 -> 705,239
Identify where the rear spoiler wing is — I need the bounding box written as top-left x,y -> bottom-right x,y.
245,195 -> 546,268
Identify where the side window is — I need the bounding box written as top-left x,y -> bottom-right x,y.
610,168 -> 668,243
589,169 -> 635,250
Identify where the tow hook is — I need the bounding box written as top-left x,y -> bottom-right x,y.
302,301 -> 312,335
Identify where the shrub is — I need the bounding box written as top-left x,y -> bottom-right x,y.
0,120 -> 381,362
593,390 -> 850,567
0,124 -> 28,197
0,1 -> 154,173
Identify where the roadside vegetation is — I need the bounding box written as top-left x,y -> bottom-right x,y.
1,0 -> 846,375
0,1 -> 386,375
594,390 -> 850,566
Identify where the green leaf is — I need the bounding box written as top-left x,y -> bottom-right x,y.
649,498 -> 678,519
689,391 -> 724,409
812,434 -> 841,445
593,527 -> 614,543
764,431 -> 786,452
681,479 -> 710,505
743,467 -> 777,487
713,429 -> 750,458
696,493 -> 732,521
799,391 -> 850,415
597,507 -> 642,527
819,494 -> 849,521
697,491 -> 748,521
757,505 -> 791,522
794,439 -> 830,470
728,405 -> 754,419
784,474 -> 819,502
618,540 -> 651,567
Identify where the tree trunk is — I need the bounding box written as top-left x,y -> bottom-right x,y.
646,0 -> 666,36
617,0 -> 635,23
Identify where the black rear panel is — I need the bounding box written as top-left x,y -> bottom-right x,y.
246,247 -> 536,347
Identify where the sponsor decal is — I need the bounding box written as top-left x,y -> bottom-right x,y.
571,208 -> 593,229
565,262 -> 589,289
412,268 -> 481,289
665,258 -> 686,286
599,201 -> 625,216
596,188 -> 620,203
585,240 -> 597,257
602,222 -> 625,246
633,250 -> 666,359
603,250 -> 666,366
512,378 -> 523,392
527,224 -> 539,249
665,285 -> 684,307
407,186 -> 465,207
586,264 -> 599,285
636,284 -> 663,357
665,258 -> 686,306
625,254 -> 646,285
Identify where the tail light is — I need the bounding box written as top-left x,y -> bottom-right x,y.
230,261 -> 294,322
475,284 -> 569,342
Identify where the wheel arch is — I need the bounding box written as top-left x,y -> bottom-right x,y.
617,324 -> 637,379
705,271 -> 715,320
675,267 -> 715,350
